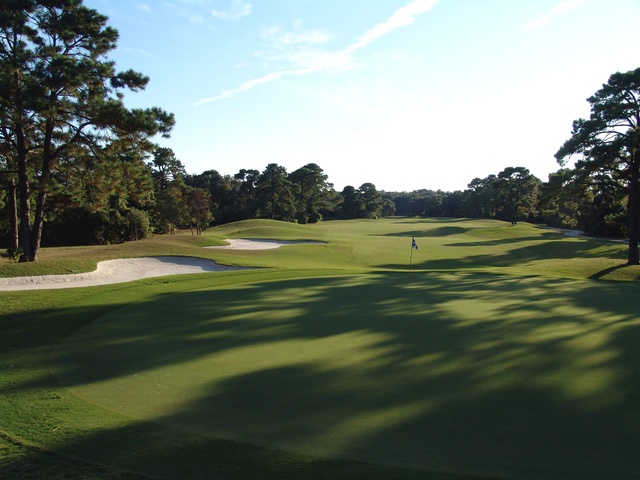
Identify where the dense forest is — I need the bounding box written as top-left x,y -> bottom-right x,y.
0,146 -> 629,247
2,1 -> 640,264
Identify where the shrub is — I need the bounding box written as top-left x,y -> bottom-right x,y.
126,208 -> 152,241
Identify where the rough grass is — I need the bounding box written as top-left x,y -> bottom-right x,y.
1,218 -> 639,480
0,431 -> 153,480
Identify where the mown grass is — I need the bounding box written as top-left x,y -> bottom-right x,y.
3,218 -> 637,280
1,218 -> 639,480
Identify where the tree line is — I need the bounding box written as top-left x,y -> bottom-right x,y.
41,151 -> 388,242
2,1 -> 640,264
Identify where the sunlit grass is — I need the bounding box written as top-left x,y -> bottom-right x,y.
1,218 -> 636,279
2,218 -> 640,479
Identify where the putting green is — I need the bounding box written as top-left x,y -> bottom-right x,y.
52,272 -> 640,480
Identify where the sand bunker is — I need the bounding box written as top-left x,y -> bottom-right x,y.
0,256 -> 250,291
0,239 -> 322,291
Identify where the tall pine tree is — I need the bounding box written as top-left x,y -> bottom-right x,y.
0,0 -> 174,261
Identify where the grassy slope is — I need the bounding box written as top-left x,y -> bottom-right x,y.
1,218 -> 639,480
2,218 -> 637,280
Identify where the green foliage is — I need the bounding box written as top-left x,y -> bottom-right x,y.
289,163 -> 342,223
338,183 -> 383,219
41,205 -> 152,246
186,188 -> 212,235
555,67 -> 640,264
186,169 -> 238,223
154,186 -> 190,235
338,185 -> 363,218
539,168 -> 581,229
125,208 -> 152,241
0,0 -> 174,261
149,147 -> 186,191
1,246 -> 23,262
149,148 -> 190,235
385,189 -> 457,217
256,163 -> 297,221
494,166 -> 541,222
358,182 -> 383,218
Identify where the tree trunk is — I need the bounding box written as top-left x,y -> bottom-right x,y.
16,125 -> 32,262
30,190 -> 47,261
7,177 -> 19,250
627,165 -> 640,265
29,119 -> 55,262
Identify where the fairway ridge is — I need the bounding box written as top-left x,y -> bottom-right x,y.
4,218 -> 640,480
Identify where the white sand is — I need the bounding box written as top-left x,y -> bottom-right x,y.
0,256 -> 251,291
0,239 -> 322,291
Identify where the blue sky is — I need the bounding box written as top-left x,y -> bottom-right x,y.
85,0 -> 640,192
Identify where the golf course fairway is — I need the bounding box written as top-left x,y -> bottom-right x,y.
50,272 -> 640,480
2,218 -> 640,480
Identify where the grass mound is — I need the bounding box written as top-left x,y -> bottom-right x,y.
211,218 -> 325,241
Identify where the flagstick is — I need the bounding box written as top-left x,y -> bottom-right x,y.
409,237 -> 418,283
409,244 -> 414,274
409,237 -> 417,285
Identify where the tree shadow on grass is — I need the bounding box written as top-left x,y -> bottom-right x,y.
588,262 -> 632,280
34,273 -> 640,480
390,218 -> 480,225
379,226 -> 470,238
380,236 -> 627,272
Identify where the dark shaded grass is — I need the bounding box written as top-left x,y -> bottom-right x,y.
0,431 -> 154,480
50,272 -> 640,480
2,219 -> 640,480
1,271 -> 488,480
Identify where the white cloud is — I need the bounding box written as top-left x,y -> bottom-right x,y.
261,26 -> 332,47
211,0 -> 252,21
195,0 -> 439,105
194,68 -> 319,105
347,0 -> 438,53
166,1 -> 212,25
137,3 -> 152,13
524,0 -> 587,31
257,26 -> 350,72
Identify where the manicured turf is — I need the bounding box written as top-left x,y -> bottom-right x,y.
2,218 -> 640,479
50,272 -> 640,480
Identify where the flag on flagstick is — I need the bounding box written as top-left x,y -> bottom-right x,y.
409,237 -> 418,276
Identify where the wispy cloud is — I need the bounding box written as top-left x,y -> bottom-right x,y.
195,0 -> 438,105
120,47 -> 158,59
256,26 -> 344,72
167,1 -> 213,26
201,69 -> 313,102
136,3 -> 152,14
261,25 -> 332,47
211,0 -> 252,21
347,0 -> 439,53
524,0 -> 587,31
